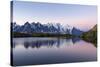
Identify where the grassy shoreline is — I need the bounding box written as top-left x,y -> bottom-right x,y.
12,32 -> 77,38
12,32 -> 97,47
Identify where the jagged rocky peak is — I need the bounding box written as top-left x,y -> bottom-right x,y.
36,22 -> 42,26
12,22 -> 83,35
24,22 -> 30,26
47,22 -> 53,26
12,22 -> 20,29
72,27 -> 83,36
31,22 -> 35,24
12,22 -> 17,26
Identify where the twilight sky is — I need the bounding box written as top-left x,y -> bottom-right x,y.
12,1 -> 97,31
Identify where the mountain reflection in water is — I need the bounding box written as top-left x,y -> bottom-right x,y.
12,37 -> 97,66
13,37 -> 81,49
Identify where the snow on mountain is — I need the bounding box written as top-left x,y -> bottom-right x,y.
12,22 -> 21,32
12,22 -> 83,35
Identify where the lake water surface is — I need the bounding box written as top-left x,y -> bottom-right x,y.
12,37 -> 97,66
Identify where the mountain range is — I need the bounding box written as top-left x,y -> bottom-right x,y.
11,22 -> 83,36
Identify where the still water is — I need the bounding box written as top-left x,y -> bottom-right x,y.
12,37 -> 97,66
